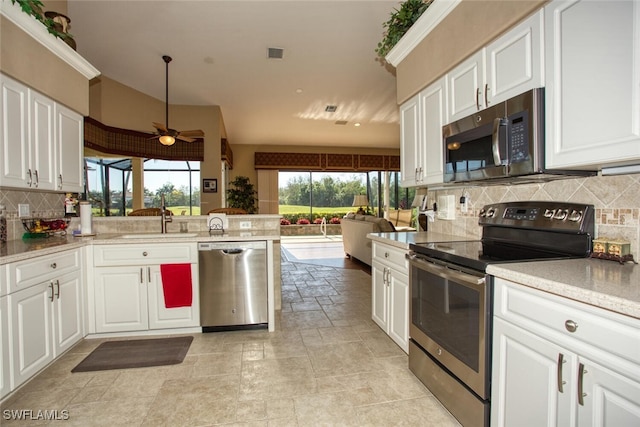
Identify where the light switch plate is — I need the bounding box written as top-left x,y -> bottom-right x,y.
18,204 -> 30,218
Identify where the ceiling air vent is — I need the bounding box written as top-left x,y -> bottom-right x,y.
335,120 -> 348,125
325,105 -> 338,113
267,47 -> 284,59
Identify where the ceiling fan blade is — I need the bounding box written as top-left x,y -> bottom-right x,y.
152,122 -> 168,132
176,135 -> 196,143
179,129 -> 205,137
148,135 -> 160,140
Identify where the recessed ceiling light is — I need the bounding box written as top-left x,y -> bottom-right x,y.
295,88 -> 303,94
325,105 -> 338,113
354,122 -> 361,127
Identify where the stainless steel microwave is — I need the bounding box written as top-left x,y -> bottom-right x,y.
443,88 -> 545,183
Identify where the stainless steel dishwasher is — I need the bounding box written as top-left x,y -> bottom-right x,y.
198,241 -> 268,331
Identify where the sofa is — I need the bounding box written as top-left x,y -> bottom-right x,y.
340,213 -> 397,266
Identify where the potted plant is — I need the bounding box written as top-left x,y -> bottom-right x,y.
375,0 -> 434,59
227,176 -> 258,214
10,0 -> 76,49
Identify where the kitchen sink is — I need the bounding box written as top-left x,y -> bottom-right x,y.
119,233 -> 198,239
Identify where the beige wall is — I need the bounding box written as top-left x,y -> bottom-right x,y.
0,16 -> 89,114
88,76 -> 224,209
396,0 -> 547,104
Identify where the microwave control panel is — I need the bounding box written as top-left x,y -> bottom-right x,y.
508,111 -> 529,163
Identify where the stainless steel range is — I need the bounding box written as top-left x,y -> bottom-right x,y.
407,201 -> 595,427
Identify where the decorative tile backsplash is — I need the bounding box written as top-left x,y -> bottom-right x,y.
426,173 -> 640,256
0,189 -> 66,241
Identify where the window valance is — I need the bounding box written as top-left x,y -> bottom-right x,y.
254,152 -> 399,172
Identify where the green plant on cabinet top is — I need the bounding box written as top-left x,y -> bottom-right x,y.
10,0 -> 75,47
376,0 -> 433,59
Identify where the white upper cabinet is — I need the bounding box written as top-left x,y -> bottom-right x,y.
544,0 -> 640,170
448,10 -> 543,122
0,74 -> 29,188
0,73 -> 85,192
55,103 -> 84,192
419,76 -> 447,185
400,94 -> 420,187
400,75 -> 448,187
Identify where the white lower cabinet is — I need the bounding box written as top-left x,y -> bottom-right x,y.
491,278 -> 640,427
8,269 -> 82,391
0,295 -> 10,399
371,242 -> 409,353
92,243 -> 199,334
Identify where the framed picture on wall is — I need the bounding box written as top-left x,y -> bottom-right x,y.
203,178 -> 218,193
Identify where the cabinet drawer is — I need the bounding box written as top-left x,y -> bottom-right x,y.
8,249 -> 81,293
93,243 -> 196,266
373,242 -> 408,271
494,278 -> 640,366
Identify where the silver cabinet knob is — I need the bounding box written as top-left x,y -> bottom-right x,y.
565,320 -> 578,332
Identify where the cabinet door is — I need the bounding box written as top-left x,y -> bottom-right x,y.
29,90 -> 56,190
419,76 -> 447,185
400,95 -> 420,187
9,283 -> 54,389
577,356 -> 640,427
0,296 -> 10,399
94,266 -> 148,333
486,10 -> 543,106
371,261 -> 388,330
545,0 -> 640,169
492,317 -> 576,427
147,264 -> 199,330
447,50 -> 485,121
55,104 -> 84,192
387,268 -> 409,353
51,271 -> 83,356
0,74 -> 30,188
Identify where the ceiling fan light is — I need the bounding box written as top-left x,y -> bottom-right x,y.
159,135 -> 176,146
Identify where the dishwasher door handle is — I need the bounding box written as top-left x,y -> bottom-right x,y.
222,249 -> 244,255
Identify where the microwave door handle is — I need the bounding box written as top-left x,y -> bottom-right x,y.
492,118 -> 506,166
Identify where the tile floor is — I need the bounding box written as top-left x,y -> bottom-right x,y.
1,254 -> 460,426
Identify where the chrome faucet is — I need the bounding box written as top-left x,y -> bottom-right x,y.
160,193 -> 172,233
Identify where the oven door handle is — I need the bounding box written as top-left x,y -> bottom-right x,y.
407,253 -> 486,286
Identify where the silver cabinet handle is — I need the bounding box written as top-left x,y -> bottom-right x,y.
58,174 -> 63,189
578,363 -> 587,405
565,320 -> 578,333
49,282 -> 55,302
386,268 -> 390,286
50,262 -> 57,269
476,87 -> 481,110
34,169 -> 39,188
484,83 -> 490,107
557,353 -> 566,393
54,280 -> 60,299
147,267 -> 151,283
27,169 -> 33,187
140,268 -> 143,284
384,252 -> 389,258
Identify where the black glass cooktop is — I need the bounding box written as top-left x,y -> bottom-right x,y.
410,239 -> 582,272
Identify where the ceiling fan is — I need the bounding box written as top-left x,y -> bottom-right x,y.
152,55 -> 204,146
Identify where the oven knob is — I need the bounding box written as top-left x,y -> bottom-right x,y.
543,209 -> 555,219
479,209 -> 486,217
553,209 -> 568,220
568,210 -> 583,222
486,208 -> 496,218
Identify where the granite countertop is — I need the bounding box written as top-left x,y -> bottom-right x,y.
0,230 -> 281,264
487,259 -> 640,319
367,231 -> 474,250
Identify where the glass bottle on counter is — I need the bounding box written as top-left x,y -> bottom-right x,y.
0,204 -> 6,243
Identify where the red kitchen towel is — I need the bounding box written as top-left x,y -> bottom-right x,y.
160,264 -> 193,308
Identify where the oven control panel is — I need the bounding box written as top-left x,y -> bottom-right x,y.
479,201 -> 594,233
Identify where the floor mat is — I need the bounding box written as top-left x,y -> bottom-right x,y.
71,336 -> 193,373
